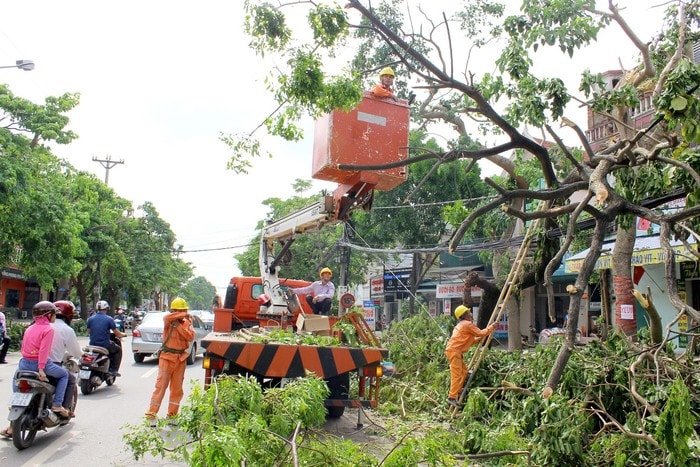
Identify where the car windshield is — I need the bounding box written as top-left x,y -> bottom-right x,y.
141,312 -> 165,327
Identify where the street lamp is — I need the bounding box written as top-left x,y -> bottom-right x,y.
0,60 -> 35,71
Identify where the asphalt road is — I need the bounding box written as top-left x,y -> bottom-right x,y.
0,335 -> 193,466
0,335 -> 390,466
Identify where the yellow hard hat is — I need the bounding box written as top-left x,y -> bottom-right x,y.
379,67 -> 395,78
320,267 -> 333,278
454,305 -> 471,320
170,297 -> 189,310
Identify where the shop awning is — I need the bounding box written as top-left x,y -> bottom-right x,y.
565,235 -> 698,273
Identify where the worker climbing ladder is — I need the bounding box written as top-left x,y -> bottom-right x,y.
451,200 -> 548,416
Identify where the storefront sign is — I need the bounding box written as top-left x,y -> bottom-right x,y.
435,283 -> 482,299
383,268 -> 412,292
363,300 -> 376,330
370,277 -> 384,296
566,244 -> 696,273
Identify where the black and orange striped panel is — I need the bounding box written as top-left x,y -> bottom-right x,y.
204,338 -> 388,379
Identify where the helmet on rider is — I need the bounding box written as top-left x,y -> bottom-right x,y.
170,297 -> 188,311
454,305 -> 471,320
96,300 -> 110,312
53,300 -> 76,324
319,267 -> 333,278
32,300 -> 57,318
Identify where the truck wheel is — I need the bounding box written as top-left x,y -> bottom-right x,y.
325,373 -> 350,418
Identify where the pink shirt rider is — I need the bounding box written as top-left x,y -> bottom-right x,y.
20,315 -> 54,370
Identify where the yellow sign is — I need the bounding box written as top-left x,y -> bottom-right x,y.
565,244 -> 697,273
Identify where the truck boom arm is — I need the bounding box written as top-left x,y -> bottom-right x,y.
259,195 -> 337,312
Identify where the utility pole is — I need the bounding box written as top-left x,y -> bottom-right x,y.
92,155 -> 124,186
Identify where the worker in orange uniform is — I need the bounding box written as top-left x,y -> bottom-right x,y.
445,305 -> 496,407
145,297 -> 195,426
371,67 -> 399,102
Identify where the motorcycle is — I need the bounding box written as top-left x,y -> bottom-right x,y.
79,335 -> 121,395
114,315 -> 126,333
8,360 -> 78,450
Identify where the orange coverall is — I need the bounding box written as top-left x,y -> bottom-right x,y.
445,319 -> 494,399
371,83 -> 394,98
146,311 -> 195,418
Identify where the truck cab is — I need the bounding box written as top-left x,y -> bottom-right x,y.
215,276 -> 315,331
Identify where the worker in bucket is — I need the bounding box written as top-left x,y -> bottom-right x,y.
292,267 -> 335,315
371,67 -> 399,102
445,305 -> 496,408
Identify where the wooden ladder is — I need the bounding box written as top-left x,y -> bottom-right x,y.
343,313 -> 381,347
451,200 -> 547,415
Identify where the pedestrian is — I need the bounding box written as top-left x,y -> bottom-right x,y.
292,267 -> 336,315
0,305 -> 11,364
445,305 -> 496,408
145,297 -> 194,426
86,300 -> 126,376
50,301 -> 83,417
371,67 -> 399,102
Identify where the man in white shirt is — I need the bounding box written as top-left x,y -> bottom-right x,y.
292,267 -> 336,315
51,301 -> 83,417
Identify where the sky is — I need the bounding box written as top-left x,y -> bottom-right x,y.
0,1 -> 667,295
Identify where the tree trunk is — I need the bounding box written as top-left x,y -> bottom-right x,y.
464,272 -> 500,329
545,221 -> 609,395
600,269 -> 611,340
507,297 -> 522,351
613,224 -> 637,335
631,287 -> 662,345
73,272 -> 90,320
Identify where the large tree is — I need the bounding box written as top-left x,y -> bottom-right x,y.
233,0 -> 700,396
178,276 -> 217,311
0,84 -> 193,313
0,85 -> 83,287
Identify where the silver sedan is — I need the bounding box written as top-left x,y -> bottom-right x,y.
131,312 -> 209,365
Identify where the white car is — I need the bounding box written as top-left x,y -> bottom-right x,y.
131,312 -> 209,364
190,310 -> 215,330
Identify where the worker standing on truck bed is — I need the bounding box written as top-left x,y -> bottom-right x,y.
445,305 -> 496,408
292,267 -> 335,315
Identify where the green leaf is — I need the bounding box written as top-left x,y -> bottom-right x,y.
670,95 -> 688,111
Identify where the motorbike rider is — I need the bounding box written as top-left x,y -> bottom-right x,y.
50,301 -> 82,417
115,307 -> 126,332
86,300 -> 126,377
19,302 -> 71,417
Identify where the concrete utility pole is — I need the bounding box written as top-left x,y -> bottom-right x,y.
92,155 -> 124,186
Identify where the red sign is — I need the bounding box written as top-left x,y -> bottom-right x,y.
370,278 -> 384,296
340,293 -> 355,309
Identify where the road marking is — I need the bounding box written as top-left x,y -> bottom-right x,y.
142,366 -> 158,378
